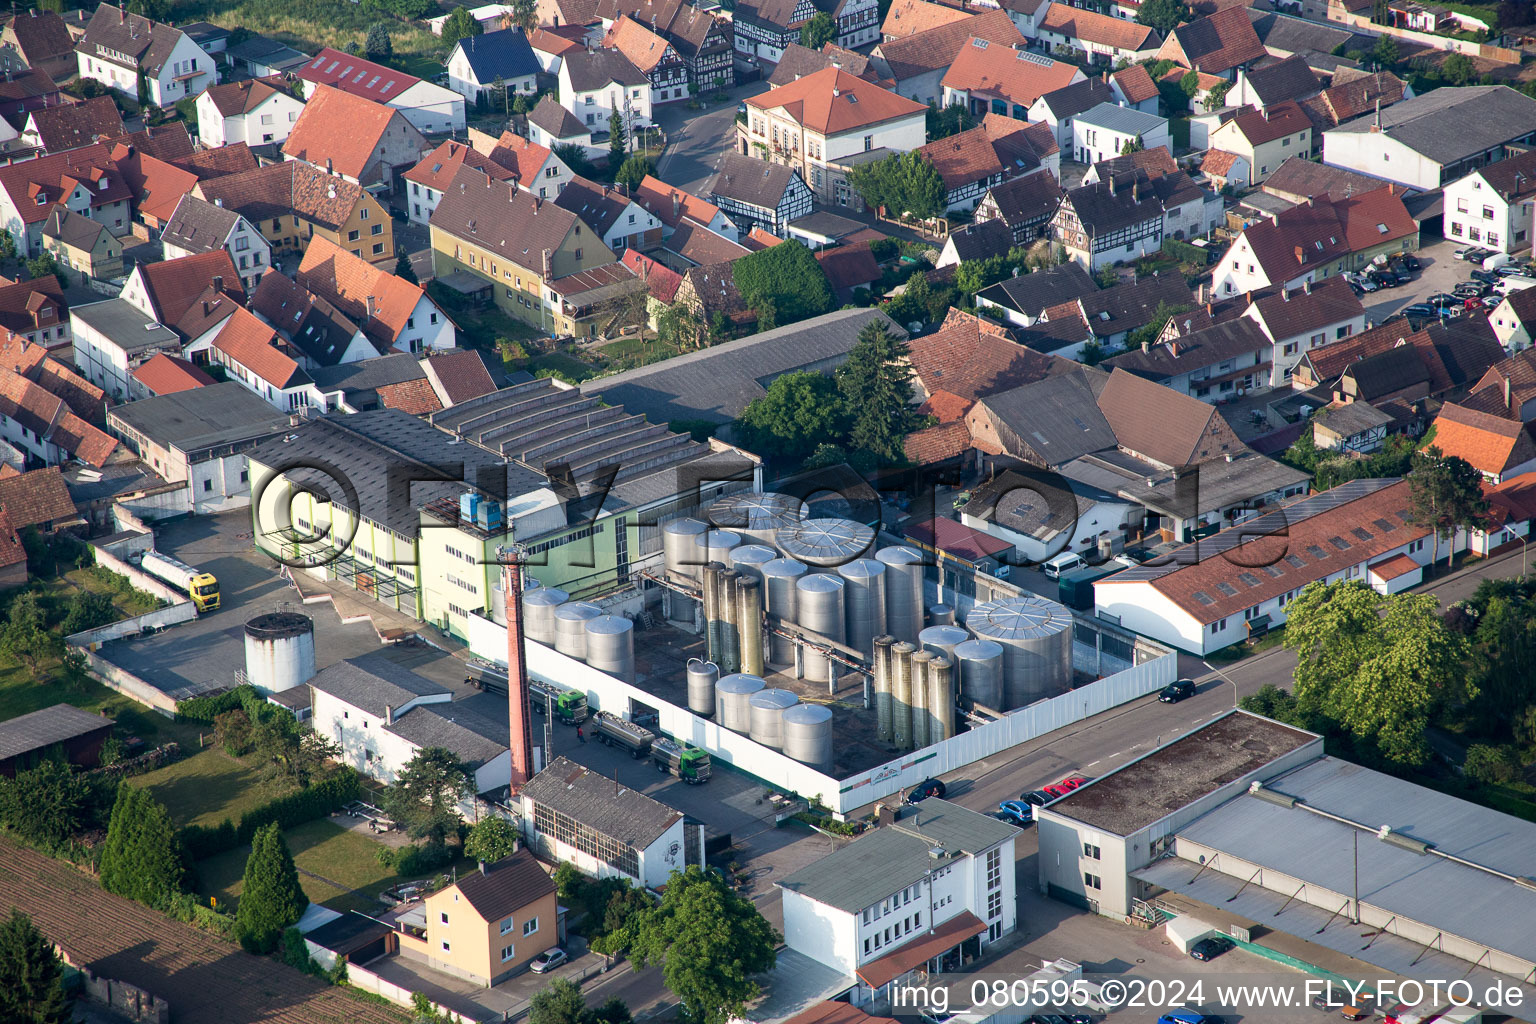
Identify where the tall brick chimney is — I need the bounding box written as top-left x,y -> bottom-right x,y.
502,555 -> 535,790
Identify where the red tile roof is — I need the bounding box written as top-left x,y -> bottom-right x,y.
137,250 -> 245,326
603,15 -> 677,73
0,466 -> 76,527
619,248 -> 683,303
421,349 -> 497,406
748,67 -> 926,135
918,388 -> 974,422
115,148 -> 199,224
876,10 -> 1024,81
1202,148 -> 1241,175
297,236 -> 431,352
0,142 -> 131,226
744,226 -> 785,250
633,174 -> 723,230
918,123 -> 1006,191
485,132 -> 556,182
211,306 -> 308,390
0,507 -> 23,571
1160,5 -> 1265,75
0,334 -> 103,423
283,85 -> 411,182
1219,98 -> 1311,147
1428,402 -> 1536,478
1486,472 -> 1536,522
530,28 -> 583,57
782,1003 -> 897,1024
1368,552 -> 1420,580
130,353 -> 214,396
1039,4 -> 1160,52
169,142 -> 260,181
1113,64 -> 1159,105
202,76 -> 289,118
815,244 -> 881,292
25,95 -> 123,153
404,140 -> 518,194
297,47 -> 420,102
1237,185 -> 1414,284
0,369 -> 116,466
881,0 -> 970,38
903,420 -> 973,463
907,309 -> 1062,403
376,377 -> 443,415
942,40 -> 1081,109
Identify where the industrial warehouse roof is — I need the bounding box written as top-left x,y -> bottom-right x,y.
521,755 -> 680,849
107,381 -> 291,452
308,655 -> 450,719
385,702 -> 507,771
245,410 -> 547,536
1145,755 -> 1536,965
778,800 -> 1016,913
0,703 -> 113,763
1041,710 -> 1318,835
582,308 -> 905,424
1325,85 -> 1536,166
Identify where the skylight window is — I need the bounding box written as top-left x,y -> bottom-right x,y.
1215,582 -> 1239,597
325,60 -> 340,73
1285,554 -> 1306,568
1329,536 -> 1351,550
1238,572 -> 1262,587
1306,544 -> 1328,559
1351,526 -> 1373,542
1377,223 -> 1389,234
1193,591 -> 1215,605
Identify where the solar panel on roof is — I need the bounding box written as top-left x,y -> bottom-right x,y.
1215,581 -> 1238,596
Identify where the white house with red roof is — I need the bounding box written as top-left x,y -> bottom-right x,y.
403,140 -> 520,227
297,48 -> 464,134
282,86 -> 431,189
207,305 -> 315,412
0,143 -> 131,256
194,77 -> 305,150
298,237 -> 456,355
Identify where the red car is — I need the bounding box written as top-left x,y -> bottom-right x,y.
1054,775 -> 1093,793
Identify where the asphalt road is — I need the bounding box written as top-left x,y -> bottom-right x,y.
653,81 -> 770,198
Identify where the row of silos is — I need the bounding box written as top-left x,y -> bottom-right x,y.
965,596 -> 1074,709
871,634 -> 957,751
711,670 -> 834,769
519,584 -> 637,683
700,562 -> 766,676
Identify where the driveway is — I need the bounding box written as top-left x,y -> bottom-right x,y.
1355,235 -> 1469,325
653,80 -> 771,196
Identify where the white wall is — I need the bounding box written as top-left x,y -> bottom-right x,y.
311,686 -> 453,783
1321,129 -> 1441,190
395,293 -> 457,354
782,891 -> 857,976
393,80 -> 468,135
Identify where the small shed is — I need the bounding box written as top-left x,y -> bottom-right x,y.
0,703 -> 114,777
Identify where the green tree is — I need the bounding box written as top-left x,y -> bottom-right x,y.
365,23 -> 393,62
734,371 -> 847,463
609,109 -> 627,164
214,707 -> 254,756
846,150 -> 947,220
1281,429 -> 1322,474
1371,34 -> 1399,67
732,240 -> 833,324
0,910 -> 71,1024
1407,446 -> 1490,568
1180,70 -> 1201,101
1464,585 -> 1536,740
1123,301 -> 1191,351
3,593 -> 56,672
1122,134 -> 1145,155
99,784 -> 186,910
236,822 -> 308,953
1441,51 -> 1475,84
1462,743 -> 1520,784
441,7 -> 484,49
509,0 -> 539,32
1238,683 -> 1303,725
925,103 -> 975,141
835,316 -> 922,464
24,251 -> 65,289
627,865 -> 780,1024
614,154 -> 655,190
1204,80 -> 1231,111
135,66 -> 150,106
531,979 -> 590,1024
59,588 -> 115,635
800,11 -> 837,48
464,815 -> 519,863
1136,0 -> 1188,32
0,230 -> 17,262
384,746 -> 472,845
395,247 -> 418,285
1282,583 -> 1470,766
0,759 -> 92,846
554,142 -> 595,179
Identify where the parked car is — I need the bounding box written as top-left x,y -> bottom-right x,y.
1465,297 -> 1486,310
906,778 -> 947,803
1394,253 -> 1421,271
1401,303 -> 1436,319
1021,789 -> 1056,806
1043,550 -> 1085,579
1055,774 -> 1092,791
530,948 -> 568,973
1496,263 -> 1531,277
1368,269 -> 1403,287
1159,678 -> 1197,702
1189,936 -> 1235,961
1160,1013 -> 1223,1024
1470,269 -> 1498,284
1484,252 -> 1514,271
998,800 -> 1034,825
1426,292 -> 1459,308
1351,274 -> 1379,292
1455,245 -> 1493,261
1453,282 -> 1488,297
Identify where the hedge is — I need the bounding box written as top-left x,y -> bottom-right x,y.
1161,237 -> 1206,265
181,769 -> 361,860
177,684 -> 265,725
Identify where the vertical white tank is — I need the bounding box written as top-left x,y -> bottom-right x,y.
748,688 -> 799,749
705,529 -> 742,568
910,650 -> 932,748
707,492 -> 805,547
583,614 -> 636,683
522,586 -> 568,645
953,638 -> 1005,710
837,558 -> 887,657
919,624 -> 969,663
872,634 -> 896,743
781,703 -> 834,769
876,546 -> 925,642
663,518 -> 709,581
776,519 -> 875,567
686,658 -> 720,715
728,544 -> 778,582
796,573 -> 846,683
761,558 -> 807,667
716,673 -> 766,732
243,612 -> 316,695
554,601 -> 603,659
890,641 -> 916,749
929,656 -> 955,741
965,596 -> 1074,709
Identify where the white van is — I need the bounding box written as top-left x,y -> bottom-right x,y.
1495,275 -> 1536,297
1483,252 -> 1514,272
1043,551 -> 1085,578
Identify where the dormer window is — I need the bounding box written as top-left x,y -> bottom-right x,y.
34,193 -> 46,205
99,176 -> 109,189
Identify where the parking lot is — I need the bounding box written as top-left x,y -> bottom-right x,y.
1353,236 -> 1501,327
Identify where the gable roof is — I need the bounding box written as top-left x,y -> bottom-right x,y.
942,40 -> 1080,109
1038,4 -> 1160,52
1313,70 -> 1407,126
1473,148 -> 1536,203
298,236 -> 431,352
1034,76 -> 1117,120
76,2 -> 189,76
212,306 -> 311,390
669,219 -> 752,265
160,193 -> 242,255
1112,64 -> 1159,105
1261,156 -> 1386,202
527,95 -> 588,140
602,16 -> 676,73
815,244 -> 881,292
908,308 -> 1062,403
130,352 -> 214,396
769,42 -> 882,88
201,77 -> 291,118
0,465 -> 74,528
711,152 -> 802,210
421,349 -> 499,406
1244,275 -> 1363,336
137,249 -> 244,325
41,205 -> 110,250
1239,54 -> 1320,107
114,147 -> 199,224
552,174 -> 635,236
283,85 -> 410,181
447,849 -> 555,920
1219,98 -> 1311,147
5,10 -> 75,65
975,261 -> 1095,316
1236,185 -> 1413,283
404,140 -> 518,195
484,132 -> 557,182
1429,402 -> 1536,477
979,171 -> 1065,229
0,703 -> 111,763
521,755 -> 682,849
633,173 -> 723,230
619,248 -> 683,303
0,142 -> 131,227
1096,367 -> 1240,466
308,654 -> 449,718
169,142 -> 261,181
1107,317 -> 1272,381
943,218 -> 1012,262
561,47 -> 648,91
0,369 -> 116,466
456,27 -> 541,82
297,47 -> 419,102
1162,6 -> 1265,74
881,0 -> 971,37
1080,272 -> 1195,338
195,161 -> 376,232
874,9 -> 1023,82
1325,85 -> 1536,167
249,269 -> 367,367
25,95 -> 123,153
747,67 -> 927,135
428,167 -> 585,276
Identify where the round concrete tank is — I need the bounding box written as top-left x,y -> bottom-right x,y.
929,656 -> 955,741
686,658 -> 719,716
728,544 -> 778,582
749,688 -> 799,749
928,603 -> 955,627
243,612 -> 316,694
890,641 -> 916,749
708,492 -> 804,547
873,634 -> 895,743
554,602 -> 603,659
919,624 -> 969,663
782,703 -> 834,769
716,673 -> 765,732
761,558 -> 807,667
910,650 -> 932,748
837,558 -> 886,656
705,529 -> 742,568
876,546 -> 925,642
522,586 -> 568,645
776,519 -> 875,567
953,638 -> 1005,710
584,614 -> 636,683
663,518 -> 709,581
966,596 -> 1074,709
796,573 -> 846,683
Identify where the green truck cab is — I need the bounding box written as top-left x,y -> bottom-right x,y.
653,738 -> 711,784
530,680 -> 589,724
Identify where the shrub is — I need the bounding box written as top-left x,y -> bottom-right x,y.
179,769 -> 361,860
395,840 -> 454,876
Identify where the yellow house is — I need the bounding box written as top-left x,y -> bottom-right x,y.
403,849 -> 559,987
1207,100 -> 1312,185
428,167 -> 614,336
194,162 -> 395,264
42,205 -> 123,280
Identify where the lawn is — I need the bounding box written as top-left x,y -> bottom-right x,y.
0,648 -> 194,747
186,0 -> 445,70
526,351 -> 600,383
135,747 -> 298,828
196,819 -> 477,914
598,334 -> 687,371
44,566 -> 164,619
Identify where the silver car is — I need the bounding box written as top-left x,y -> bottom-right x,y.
529,948 -> 567,974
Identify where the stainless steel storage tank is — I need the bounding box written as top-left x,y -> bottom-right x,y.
781,703 -> 834,769
929,656 -> 955,741
705,529 -> 742,568
761,558 -> 807,667
716,674 -> 765,732
728,544 -> 778,582
554,602 -> 602,659
965,596 -> 1074,708
910,650 -> 932,748
243,612 -> 316,694
928,603 -> 955,627
702,562 -> 725,665
876,546 -> 925,642
583,614 -> 636,683
737,576 -> 765,676
748,688 -> 799,749
708,492 -> 804,547
872,634 -> 895,743
919,624 -> 969,663
953,638 -> 1005,710
686,658 -> 719,716
522,586 -> 567,645
662,518 -> 709,581
719,569 -> 741,673
776,519 -> 875,567
837,558 -> 886,656
890,641 -> 916,749
796,573 -> 846,683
